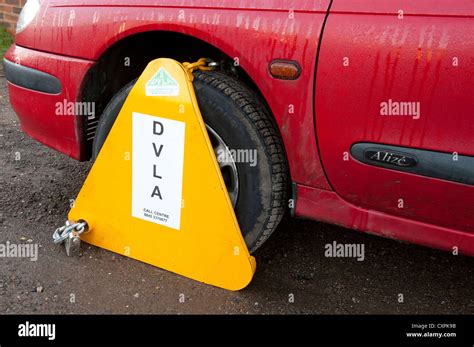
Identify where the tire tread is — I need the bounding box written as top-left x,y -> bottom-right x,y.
194,71 -> 289,251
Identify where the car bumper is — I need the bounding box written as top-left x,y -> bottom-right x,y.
4,44 -> 94,160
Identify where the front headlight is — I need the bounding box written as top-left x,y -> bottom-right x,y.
16,0 -> 41,34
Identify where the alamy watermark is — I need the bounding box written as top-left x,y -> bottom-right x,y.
18,321 -> 55,341
0,241 -> 38,261
55,99 -> 95,119
325,241 -> 365,261
380,99 -> 420,119
216,148 -> 257,167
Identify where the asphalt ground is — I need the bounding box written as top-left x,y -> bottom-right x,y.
1,77 -> 474,314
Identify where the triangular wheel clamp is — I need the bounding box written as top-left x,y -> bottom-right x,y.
69,58 -> 256,291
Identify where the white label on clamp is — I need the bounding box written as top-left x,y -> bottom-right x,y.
132,112 -> 185,230
145,67 -> 180,96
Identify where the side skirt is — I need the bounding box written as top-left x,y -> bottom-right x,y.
295,184 -> 474,256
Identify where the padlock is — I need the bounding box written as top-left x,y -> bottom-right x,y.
65,230 -> 81,256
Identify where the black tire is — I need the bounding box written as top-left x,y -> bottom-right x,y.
92,71 -> 289,253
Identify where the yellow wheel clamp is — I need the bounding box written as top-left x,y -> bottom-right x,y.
52,58 -> 256,291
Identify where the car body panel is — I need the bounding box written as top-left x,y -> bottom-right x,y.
330,0 -> 474,17
10,0 -> 332,188
315,1 -> 474,232
295,184 -> 474,256
5,44 -> 93,159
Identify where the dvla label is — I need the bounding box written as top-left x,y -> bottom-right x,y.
132,112 -> 185,230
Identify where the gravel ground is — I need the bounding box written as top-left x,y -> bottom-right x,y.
1,77 -> 474,314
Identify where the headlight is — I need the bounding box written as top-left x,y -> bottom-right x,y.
16,0 -> 41,34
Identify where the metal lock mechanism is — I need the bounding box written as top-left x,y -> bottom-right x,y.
53,220 -> 88,256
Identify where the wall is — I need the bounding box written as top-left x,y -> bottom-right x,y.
0,0 -> 26,33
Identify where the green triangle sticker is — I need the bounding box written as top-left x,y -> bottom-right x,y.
146,67 -> 180,96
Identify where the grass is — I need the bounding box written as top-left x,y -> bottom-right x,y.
0,26 -> 14,60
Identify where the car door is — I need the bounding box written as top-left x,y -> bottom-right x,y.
315,0 -> 474,232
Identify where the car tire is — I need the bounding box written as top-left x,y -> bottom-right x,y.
92,70 -> 289,253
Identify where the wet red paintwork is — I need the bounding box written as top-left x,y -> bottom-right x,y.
315,1 -> 474,237
9,0 -> 332,189
295,184 -> 474,256
5,0 -> 474,255
6,45 -> 93,157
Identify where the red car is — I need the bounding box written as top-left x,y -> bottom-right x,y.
4,0 -> 474,254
